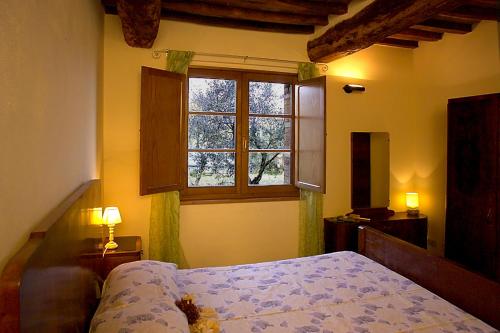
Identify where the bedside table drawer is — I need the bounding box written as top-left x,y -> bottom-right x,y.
103,252 -> 141,277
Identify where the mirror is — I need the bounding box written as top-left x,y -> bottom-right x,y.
351,132 -> 390,209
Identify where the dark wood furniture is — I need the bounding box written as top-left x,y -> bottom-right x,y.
0,180 -> 102,333
79,236 -> 142,280
446,93 -> 500,283
359,226 -> 500,329
325,212 -> 427,252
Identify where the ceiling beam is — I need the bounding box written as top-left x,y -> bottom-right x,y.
390,28 -> 443,41
465,0 -> 499,8
307,0 -> 466,62
437,5 -> 500,21
412,19 -> 473,34
162,1 -> 329,26
116,0 -> 161,48
176,0 -> 350,16
161,10 -> 315,34
377,38 -> 419,48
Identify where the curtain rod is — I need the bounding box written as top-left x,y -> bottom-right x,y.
152,49 -> 328,71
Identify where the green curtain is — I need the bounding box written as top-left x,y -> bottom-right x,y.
297,62 -> 324,257
149,50 -> 194,267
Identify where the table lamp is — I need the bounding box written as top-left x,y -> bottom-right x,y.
102,207 -> 122,250
406,192 -> 419,216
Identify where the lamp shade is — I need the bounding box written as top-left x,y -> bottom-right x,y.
405,192 -> 419,209
89,207 -> 103,225
103,207 -> 122,225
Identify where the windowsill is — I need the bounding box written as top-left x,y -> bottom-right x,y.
180,195 -> 299,205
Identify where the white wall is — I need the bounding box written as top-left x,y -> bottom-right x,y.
0,0 -> 103,271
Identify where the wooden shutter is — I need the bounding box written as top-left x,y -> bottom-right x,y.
295,76 -> 326,193
140,66 -> 185,196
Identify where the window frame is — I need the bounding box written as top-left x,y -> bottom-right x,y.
180,67 -> 299,203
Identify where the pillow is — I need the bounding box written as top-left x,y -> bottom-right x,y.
90,261 -> 188,332
90,299 -> 189,333
100,260 -> 180,310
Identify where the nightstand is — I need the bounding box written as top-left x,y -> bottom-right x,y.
324,212 -> 427,253
80,236 -> 142,280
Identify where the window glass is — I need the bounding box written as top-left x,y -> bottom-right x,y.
249,82 -> 292,115
249,152 -> 291,186
187,77 -> 237,188
188,152 -> 235,187
248,81 -> 292,186
189,78 -> 236,113
188,115 -> 235,149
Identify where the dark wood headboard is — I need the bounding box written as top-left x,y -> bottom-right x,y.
358,226 -> 500,329
0,180 -> 102,333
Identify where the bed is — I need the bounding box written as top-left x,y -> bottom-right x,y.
1,180 -> 499,332
90,250 -> 497,333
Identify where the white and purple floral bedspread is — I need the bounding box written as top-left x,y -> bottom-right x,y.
91,252 -> 497,333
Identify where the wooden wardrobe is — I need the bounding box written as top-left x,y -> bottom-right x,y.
446,93 -> 500,282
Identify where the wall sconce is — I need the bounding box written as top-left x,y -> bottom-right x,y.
102,207 -> 122,250
343,84 -> 365,94
405,192 -> 419,216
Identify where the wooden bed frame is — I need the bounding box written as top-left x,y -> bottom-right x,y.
0,180 -> 102,333
359,226 -> 500,329
1,181 -> 498,332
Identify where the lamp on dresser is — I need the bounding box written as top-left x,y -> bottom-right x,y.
406,192 -> 420,216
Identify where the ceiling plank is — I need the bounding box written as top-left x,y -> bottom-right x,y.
162,1 -> 329,26
412,19 -> 473,34
465,0 -> 499,8
162,10 -> 315,34
116,0 -> 161,48
434,12 -> 480,23
377,38 -> 419,48
307,0 -> 465,62
437,5 -> 500,21
390,28 -> 443,41
175,0 -> 350,16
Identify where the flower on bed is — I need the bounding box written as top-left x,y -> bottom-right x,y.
176,294 -> 220,333
175,297 -> 199,324
191,318 -> 220,333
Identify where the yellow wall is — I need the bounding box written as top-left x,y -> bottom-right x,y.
0,1 -> 103,271
103,15 -> 499,266
412,21 -> 500,254
103,15 -> 421,267
103,16 -> 307,267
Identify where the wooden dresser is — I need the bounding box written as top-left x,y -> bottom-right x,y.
79,236 -> 142,280
324,212 -> 427,253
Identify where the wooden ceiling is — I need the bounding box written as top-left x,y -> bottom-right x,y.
101,0 -> 499,62
308,0 -> 500,62
377,0 -> 500,49
101,0 -> 353,38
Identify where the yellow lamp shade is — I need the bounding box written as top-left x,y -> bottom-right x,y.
406,192 -> 419,209
103,207 -> 122,225
89,207 -> 103,225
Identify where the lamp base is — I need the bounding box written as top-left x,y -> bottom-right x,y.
105,240 -> 118,250
407,208 -> 420,217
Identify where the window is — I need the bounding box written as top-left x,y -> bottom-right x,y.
139,66 -> 325,199
181,68 -> 299,201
